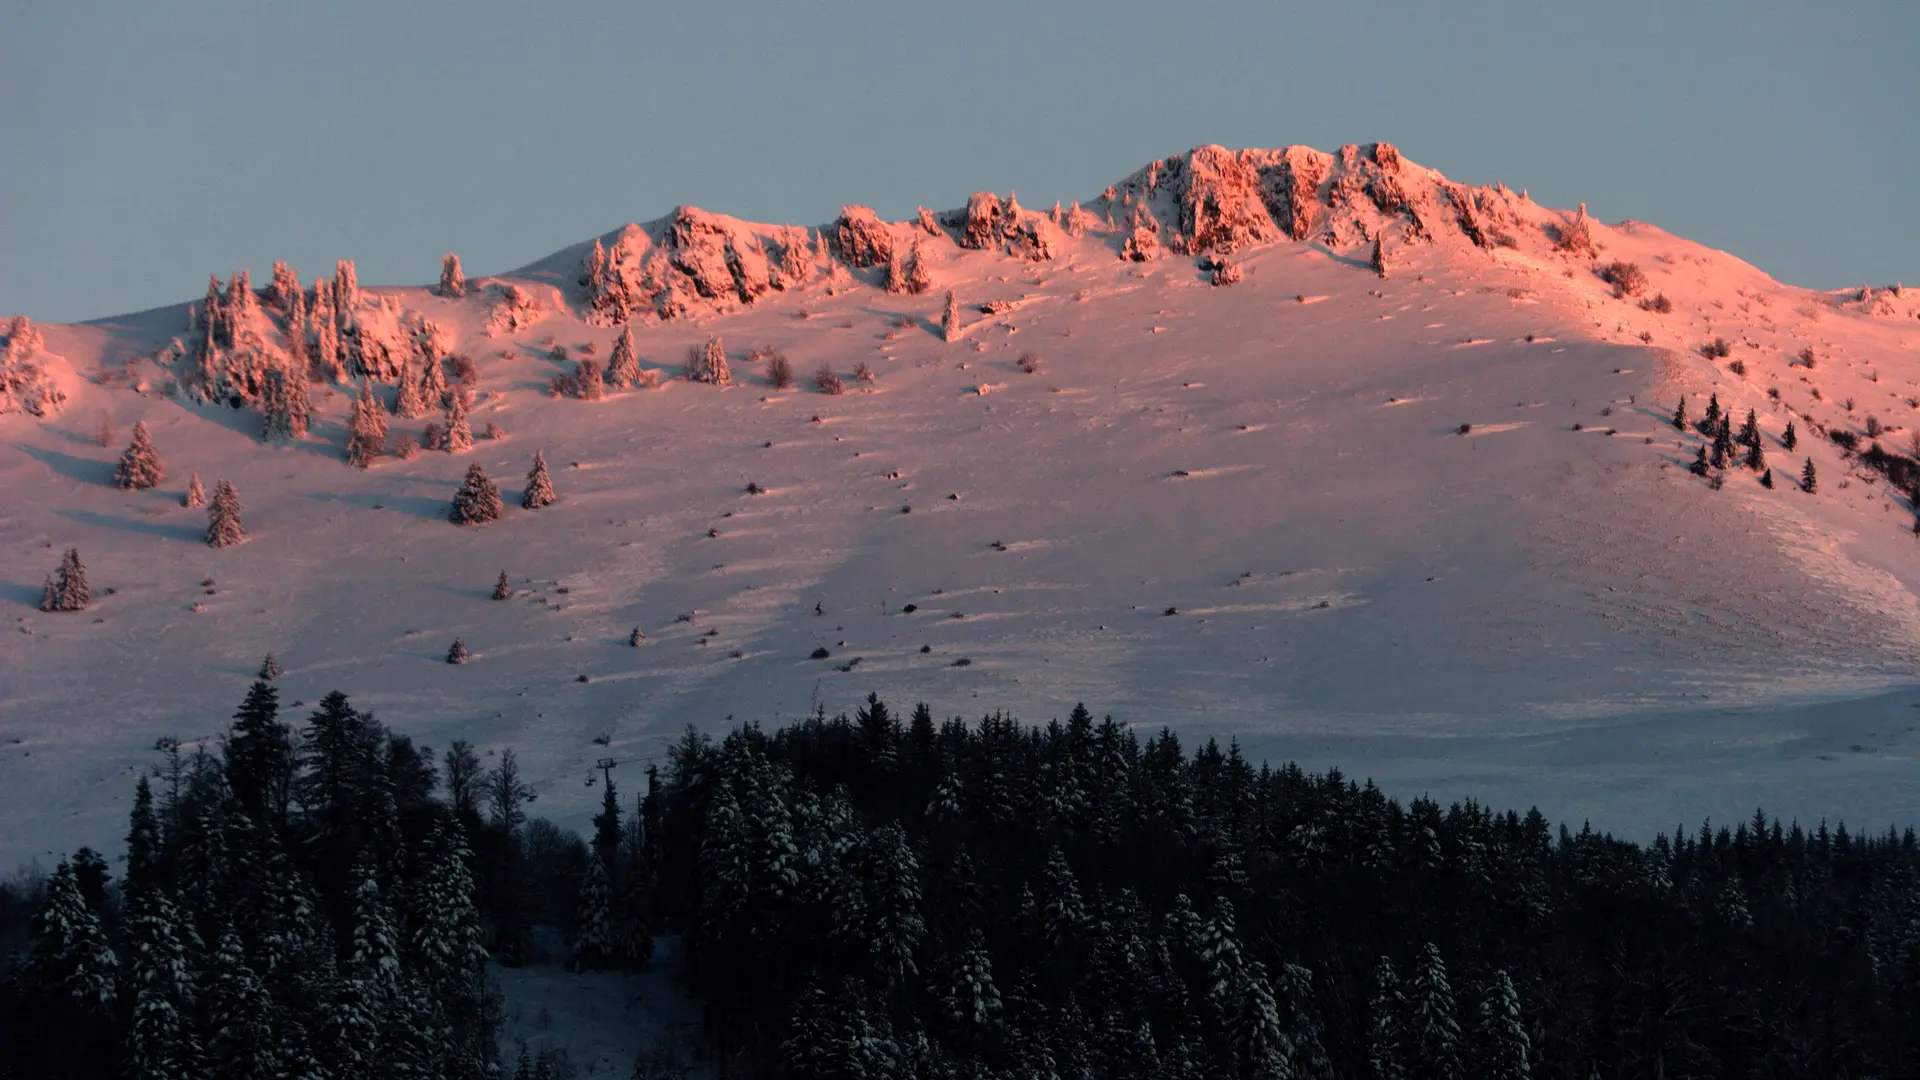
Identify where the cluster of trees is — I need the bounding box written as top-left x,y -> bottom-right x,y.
0,684 -> 499,1079
643,697 -> 1920,1078
1679,393 -> 1815,492
10,689 -> 1916,1079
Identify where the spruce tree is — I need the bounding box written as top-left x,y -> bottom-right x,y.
260,363 -> 311,442
522,450 -> 555,510
184,473 -> 206,509
1476,969 -> 1531,1080
439,253 -> 466,299
447,638 -> 470,664
393,358 -> 428,418
907,240 -> 933,294
40,547 -> 90,612
207,480 -> 246,547
122,888 -> 205,1080
1703,393 -> 1720,433
1739,408 -> 1760,448
1371,234 -> 1388,277
492,571 -> 512,600
884,248 -> 909,294
1410,942 -> 1464,1080
202,927 -> 282,1080
28,858 -> 120,1014
421,353 -> 449,409
1672,397 -> 1687,431
690,335 -> 732,386
1783,420 -> 1797,451
606,326 -> 640,388
445,391 -> 473,453
346,381 -> 387,467
572,856 -> 616,971
449,463 -> 502,525
1761,467 -> 1774,489
942,291 -> 960,342
1746,435 -> 1766,471
225,680 -> 295,830
1689,445 -> 1710,478
1801,456 -> 1817,493
1368,957 -> 1409,1080
116,421 -> 166,490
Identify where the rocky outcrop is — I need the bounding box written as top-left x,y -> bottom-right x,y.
830,205 -> 895,269
960,192 -> 1006,250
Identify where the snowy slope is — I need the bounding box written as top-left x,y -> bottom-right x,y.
4,144 -> 1920,870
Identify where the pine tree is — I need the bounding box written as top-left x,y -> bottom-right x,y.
393,358 -> 428,418
346,862 -> 404,1004
1368,957 -> 1408,1080
445,390 -> 473,453
260,362 -> 311,442
1783,420 -> 1798,451
907,240 -> 933,295
581,237 -> 608,291
202,927 -> 282,1080
447,638 -> 470,664
1371,235 -> 1388,278
40,547 -> 90,612
1476,969 -> 1531,1080
116,420 -> 166,489
884,248 -> 909,294
1739,408 -> 1760,448
573,855 -> 616,971
421,352 -> 449,409
576,357 -> 604,401
184,473 -> 206,508
346,381 -> 387,467
122,888 -> 204,1080
439,253 -> 466,299
689,335 -> 732,386
492,571 -> 512,600
1690,445 -> 1710,477
1672,397 -> 1687,431
521,450 -> 555,509
629,626 -> 645,647
607,327 -> 640,388
1703,393 -> 1721,433
1410,942 -> 1464,1080
404,820 -> 493,1070
259,653 -> 279,680
207,480 -> 246,547
125,775 -> 162,898
1761,467 -> 1774,489
942,291 -> 960,342
225,680 -> 295,830
1801,456 -> 1817,493
28,858 -> 120,1014
1746,435 -> 1766,471
1710,425 -> 1731,470
942,929 -> 1004,1037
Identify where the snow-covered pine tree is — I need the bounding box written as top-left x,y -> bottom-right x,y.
1371,235 -> 1388,278
1041,846 -> 1086,952
606,326 -> 640,388
346,861 -> 403,1005
207,480 -> 246,547
1672,397 -> 1687,430
1476,969 -> 1531,1080
492,571 -> 512,600
421,352 -> 450,409
450,462 -> 502,525
202,926 -> 282,1080
268,261 -> 302,313
28,858 -> 120,1014
184,473 -> 205,508
259,653 -> 279,680
907,239 -> 933,295
404,820 -> 494,1072
884,248 -> 909,294
942,291 -> 960,342
522,449 -> 555,509
334,259 -> 359,313
445,391 -> 473,453
447,637 -> 470,664
260,361 -> 311,442
689,335 -> 732,386
116,421 -> 166,489
438,253 -> 466,299
1367,957 -> 1409,1080
572,855 -> 616,971
1801,456 -> 1817,493
311,282 -> 344,383
575,357 -> 603,401
345,381 -> 387,467
1410,942 -> 1464,1080
122,887 -> 205,1080
40,547 -> 90,612
392,358 -> 427,418
580,237 -> 608,291
942,928 -> 1004,1038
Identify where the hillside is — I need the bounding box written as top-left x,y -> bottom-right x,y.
4,142 -> 1919,869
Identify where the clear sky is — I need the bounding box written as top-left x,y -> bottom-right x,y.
3,0 -> 1914,324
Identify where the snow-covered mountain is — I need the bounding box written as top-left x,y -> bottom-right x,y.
5,142 -> 1919,869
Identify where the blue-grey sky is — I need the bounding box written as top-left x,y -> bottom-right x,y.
3,1 -> 1914,324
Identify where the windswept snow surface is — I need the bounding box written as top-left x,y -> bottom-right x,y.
6,146 -> 1920,868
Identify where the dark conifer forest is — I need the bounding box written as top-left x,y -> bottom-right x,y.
4,686 -> 1919,1079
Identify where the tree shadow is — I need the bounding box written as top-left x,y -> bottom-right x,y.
55,508 -> 204,543
0,577 -> 47,610
309,490 -> 449,522
15,444 -> 114,485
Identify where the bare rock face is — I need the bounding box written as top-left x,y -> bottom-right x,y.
1005,216 -> 1058,262
1262,152 -> 1327,242
1178,146 -> 1282,255
831,205 -> 895,269
960,192 -> 1006,250
665,207 -> 742,299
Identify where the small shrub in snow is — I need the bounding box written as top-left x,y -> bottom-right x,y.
1700,338 -> 1733,360
757,348 -> 794,390
115,421 -> 165,490
522,449 -> 556,509
492,571 -> 512,600
39,548 -> 90,612
1599,261 -> 1647,298
1458,423 -> 1472,435
206,480 -> 246,548
1017,352 -> 1042,374
813,366 -> 845,395
854,361 -> 875,384
1797,345 -> 1817,368
1641,293 -> 1673,314
629,626 -> 645,646
575,358 -> 604,401
450,463 -> 503,525
810,647 -> 830,660
447,638 -> 469,664
422,421 -> 446,451
1553,203 -> 1596,258
484,421 -> 505,440
1729,359 -> 1747,377
447,353 -> 478,389
548,372 -> 580,398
